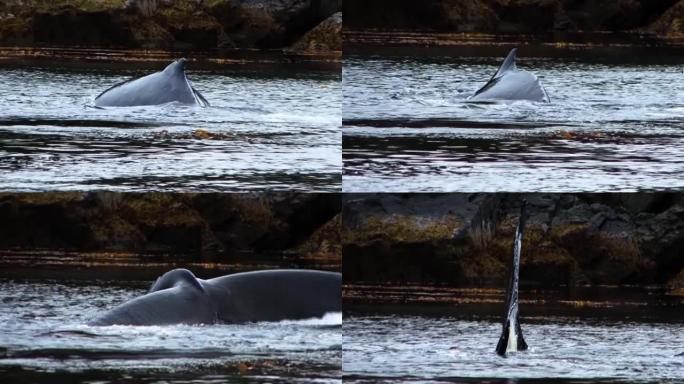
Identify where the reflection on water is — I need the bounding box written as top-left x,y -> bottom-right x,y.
0,278 -> 342,383
342,54 -> 684,192
0,63 -> 341,191
343,309 -> 684,384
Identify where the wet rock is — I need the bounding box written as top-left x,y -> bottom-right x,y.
290,11 -> 341,52
668,269 -> 684,295
343,194 -> 684,288
344,0 -> 683,39
297,213 -> 341,269
0,193 -> 341,265
0,0 -> 341,50
647,0 -> 684,38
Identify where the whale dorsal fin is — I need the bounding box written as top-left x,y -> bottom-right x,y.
494,48 -> 517,78
149,268 -> 205,293
472,48 -> 519,99
163,58 -> 187,76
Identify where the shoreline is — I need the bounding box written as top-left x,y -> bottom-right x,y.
0,46 -> 341,70
343,30 -> 684,59
343,283 -> 684,310
0,249 -> 341,281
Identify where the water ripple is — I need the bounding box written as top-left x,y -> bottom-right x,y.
342,56 -> 684,192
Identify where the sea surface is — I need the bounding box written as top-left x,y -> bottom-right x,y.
0,61 -> 341,191
343,307 -> 684,384
0,278 -> 342,383
343,52 -> 684,192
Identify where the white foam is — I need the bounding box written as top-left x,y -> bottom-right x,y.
276,312 -> 342,326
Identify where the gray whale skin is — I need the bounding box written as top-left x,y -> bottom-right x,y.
469,48 -> 549,103
94,58 -> 209,107
89,269 -> 341,326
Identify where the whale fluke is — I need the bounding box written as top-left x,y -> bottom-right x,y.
469,49 -> 549,103
495,200 -> 529,356
94,58 -> 209,107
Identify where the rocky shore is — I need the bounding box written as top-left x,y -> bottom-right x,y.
343,194 -> 684,294
0,0 -> 341,54
0,192 -> 341,271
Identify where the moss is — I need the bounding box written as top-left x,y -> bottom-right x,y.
0,192 -> 84,205
30,0 -> 126,13
647,0 -> 684,38
118,193 -> 201,227
122,14 -> 173,47
88,214 -> 144,249
457,252 -> 506,282
667,269 -> 684,295
344,214 -> 461,245
298,213 -> 341,262
290,12 -> 341,52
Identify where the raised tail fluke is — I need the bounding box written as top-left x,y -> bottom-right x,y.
496,199 -> 528,356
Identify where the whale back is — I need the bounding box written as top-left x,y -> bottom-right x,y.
89,268 -> 215,326
89,268 -> 340,326
207,269 -> 342,323
495,200 -> 529,356
94,59 -> 208,107
470,49 -> 549,102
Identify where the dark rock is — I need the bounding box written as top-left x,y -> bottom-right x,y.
344,0 -> 683,39
0,193 -> 341,264
0,0 -> 342,50
647,0 -> 684,38
343,194 -> 684,288
290,11 -> 341,52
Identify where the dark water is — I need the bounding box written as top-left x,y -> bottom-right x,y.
343,309 -> 684,384
0,63 -> 340,191
0,278 -> 342,383
343,54 -> 684,192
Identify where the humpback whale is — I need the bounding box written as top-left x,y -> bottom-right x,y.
94,58 -> 209,107
89,269 -> 341,326
469,49 -> 549,103
495,200 -> 529,356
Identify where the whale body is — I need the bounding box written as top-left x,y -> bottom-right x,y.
89,269 -> 341,326
469,49 -> 549,103
94,58 -> 209,107
495,200 -> 529,356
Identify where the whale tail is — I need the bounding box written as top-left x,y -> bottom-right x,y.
496,199 -> 528,357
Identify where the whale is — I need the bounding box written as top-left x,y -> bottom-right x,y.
94,58 -> 209,107
495,200 -> 529,356
469,49 -> 549,103
88,269 -> 341,326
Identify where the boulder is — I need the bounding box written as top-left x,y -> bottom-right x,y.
290,11 -> 341,52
